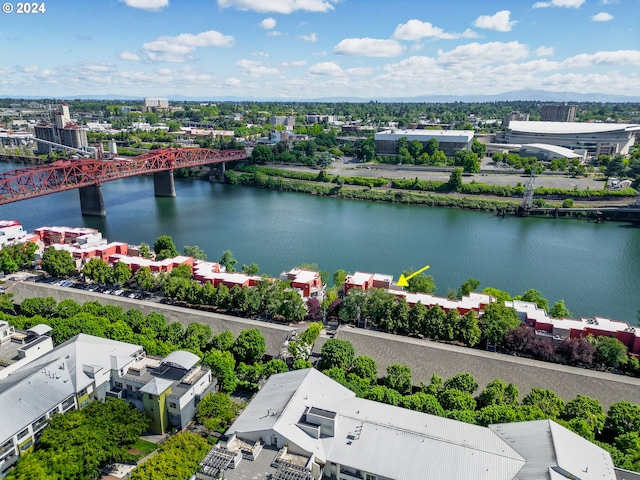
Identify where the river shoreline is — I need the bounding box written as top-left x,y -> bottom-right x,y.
222,165 -> 638,221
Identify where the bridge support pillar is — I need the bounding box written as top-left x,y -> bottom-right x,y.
154,170 -> 176,197
79,185 -> 106,217
209,163 -> 225,183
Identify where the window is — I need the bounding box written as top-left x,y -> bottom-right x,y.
16,429 -> 29,441
114,381 -> 123,389
19,440 -> 33,452
169,402 -> 177,408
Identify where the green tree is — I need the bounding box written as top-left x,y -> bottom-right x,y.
183,245 -> 207,260
482,287 -> 512,304
454,310 -> 482,347
129,432 -> 209,480
522,388 -> 565,418
153,235 -> 178,260
448,168 -> 463,191
241,263 -> 259,275
133,266 -> 156,291
219,249 -> 237,272
169,263 -> 193,279
320,338 -> 355,370
549,300 -> 572,318
384,363 -> 412,395
110,261 -> 132,286
211,330 -> 235,351
232,328 -> 266,365
41,248 -> 75,277
479,378 -> 519,407
471,138 -> 487,159
519,289 -> 549,312
457,278 -> 480,298
333,269 -> 347,287
138,242 -> 152,259
594,336 -> 628,370
480,302 -> 521,344
82,257 -> 111,284
202,349 -> 237,394
443,372 -> 478,395
563,394 -> 605,437
402,269 -> 437,294
605,401 -> 640,438
351,355 -> 378,383
251,144 -> 275,164
424,138 -> 439,156
438,389 -> 477,411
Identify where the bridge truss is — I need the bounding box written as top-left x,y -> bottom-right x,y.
0,148 -> 247,205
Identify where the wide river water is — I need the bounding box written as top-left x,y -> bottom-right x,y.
1,162 -> 639,323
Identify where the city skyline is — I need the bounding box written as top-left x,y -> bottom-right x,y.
1,0 -> 639,100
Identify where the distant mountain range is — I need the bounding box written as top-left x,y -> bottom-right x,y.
2,90 -> 638,103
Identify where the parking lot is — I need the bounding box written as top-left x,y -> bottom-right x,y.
35,276 -> 153,301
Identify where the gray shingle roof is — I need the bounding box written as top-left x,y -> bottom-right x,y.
0,357 -> 75,443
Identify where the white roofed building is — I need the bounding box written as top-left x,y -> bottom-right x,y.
501,121 -> 640,156
375,129 -> 474,157
206,369 -> 617,480
0,334 -> 214,475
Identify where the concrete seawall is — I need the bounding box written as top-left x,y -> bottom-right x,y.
9,281 -> 640,409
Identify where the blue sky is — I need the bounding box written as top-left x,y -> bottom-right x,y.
1,0 -> 638,99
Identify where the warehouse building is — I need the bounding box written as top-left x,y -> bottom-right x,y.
374,129 -> 474,156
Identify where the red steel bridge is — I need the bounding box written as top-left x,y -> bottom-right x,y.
0,148 -> 247,205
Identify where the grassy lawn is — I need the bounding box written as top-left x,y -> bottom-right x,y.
128,438 -> 158,457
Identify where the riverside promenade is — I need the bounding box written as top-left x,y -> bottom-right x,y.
10,281 -> 640,409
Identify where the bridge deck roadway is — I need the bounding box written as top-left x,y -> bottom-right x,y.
8,281 -> 640,409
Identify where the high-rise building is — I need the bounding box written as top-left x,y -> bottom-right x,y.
540,104 -> 576,122
502,112 -> 529,127
143,97 -> 169,111
33,104 -> 88,154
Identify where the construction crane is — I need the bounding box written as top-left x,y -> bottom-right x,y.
521,169 -> 536,211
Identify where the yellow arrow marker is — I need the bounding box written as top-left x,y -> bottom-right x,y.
397,265 -> 430,287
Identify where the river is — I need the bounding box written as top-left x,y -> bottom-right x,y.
1,161 -> 639,323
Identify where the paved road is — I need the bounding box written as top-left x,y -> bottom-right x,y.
274,157 -> 607,191
9,281 -> 640,409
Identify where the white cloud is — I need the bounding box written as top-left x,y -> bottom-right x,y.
236,59 -> 280,77
298,33 -> 318,43
217,0 -> 339,14
119,51 -> 141,61
533,0 -> 585,8
333,38 -> 404,57
562,50 -> 640,68
143,30 -> 235,62
592,12 -> 613,21
281,60 -> 307,67
266,31 -> 283,37
308,61 -> 344,76
22,66 -> 39,73
393,19 -> 475,40
346,67 -> 374,76
535,46 -> 555,57
119,0 -> 168,11
85,64 -> 111,72
252,51 -> 269,58
474,10 -> 516,32
437,41 -> 529,67
260,17 -> 276,29
225,77 -> 242,87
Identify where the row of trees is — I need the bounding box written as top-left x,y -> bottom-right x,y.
317,337 -> 640,472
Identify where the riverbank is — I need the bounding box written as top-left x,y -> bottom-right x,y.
223,164 -> 637,216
